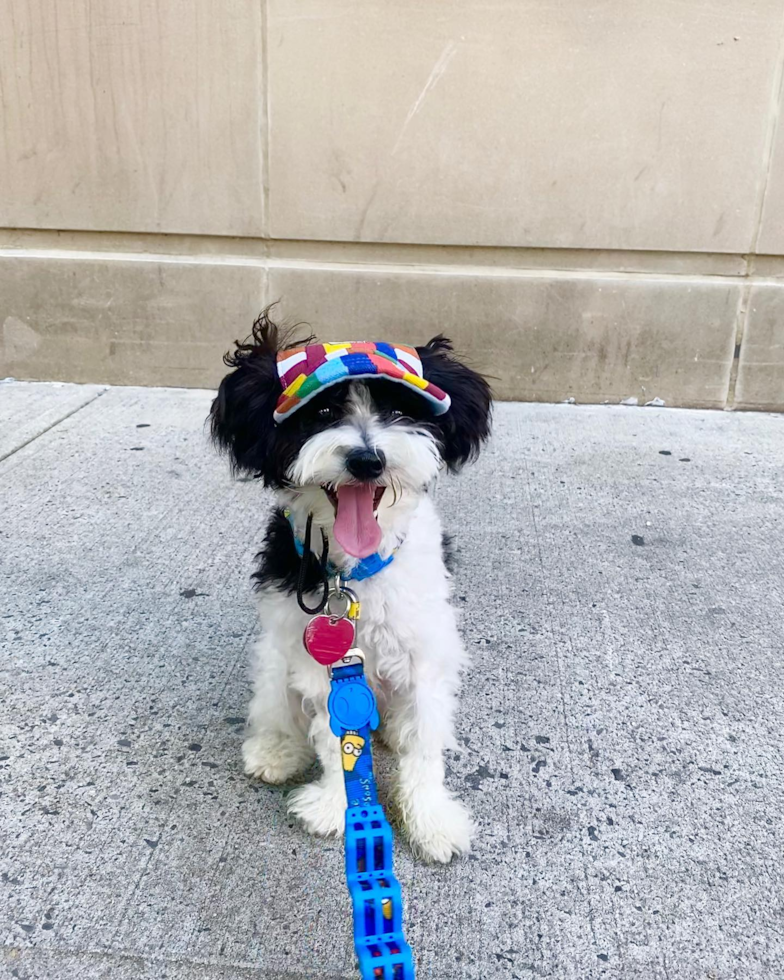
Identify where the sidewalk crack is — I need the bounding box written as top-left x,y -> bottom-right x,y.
0,387 -> 108,465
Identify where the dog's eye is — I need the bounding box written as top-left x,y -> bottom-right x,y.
318,407 -> 335,419
390,409 -> 403,418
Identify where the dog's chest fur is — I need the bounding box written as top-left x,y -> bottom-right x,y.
253,495 -> 458,710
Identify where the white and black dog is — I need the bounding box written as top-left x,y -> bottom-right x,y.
210,313 -> 491,862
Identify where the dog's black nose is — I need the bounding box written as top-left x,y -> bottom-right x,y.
345,448 -> 385,481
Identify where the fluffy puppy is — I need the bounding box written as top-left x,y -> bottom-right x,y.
210,313 -> 491,863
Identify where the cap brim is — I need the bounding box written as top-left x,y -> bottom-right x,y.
273,371 -> 450,423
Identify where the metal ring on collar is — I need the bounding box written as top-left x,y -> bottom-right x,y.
326,584 -> 358,619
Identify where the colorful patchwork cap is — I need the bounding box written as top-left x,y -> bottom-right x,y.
273,342 -> 451,423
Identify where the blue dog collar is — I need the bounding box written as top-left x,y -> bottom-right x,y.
284,510 -> 396,582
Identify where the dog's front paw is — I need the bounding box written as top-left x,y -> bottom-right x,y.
242,732 -> 313,784
402,793 -> 474,864
288,779 -> 346,837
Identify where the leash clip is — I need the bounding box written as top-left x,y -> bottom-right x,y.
328,575 -> 361,622
327,647 -> 365,678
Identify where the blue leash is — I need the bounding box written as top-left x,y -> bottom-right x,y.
328,656 -> 415,979
290,515 -> 415,979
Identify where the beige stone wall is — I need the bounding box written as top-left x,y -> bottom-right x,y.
2,0 -> 784,408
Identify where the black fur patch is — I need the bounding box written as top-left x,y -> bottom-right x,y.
211,311 -> 370,487
416,336 -> 492,471
252,508 -> 325,595
365,379 -> 436,424
255,511 -> 459,595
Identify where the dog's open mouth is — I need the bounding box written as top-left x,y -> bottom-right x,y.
322,484 -> 385,559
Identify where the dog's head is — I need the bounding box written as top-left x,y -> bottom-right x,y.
210,311 -> 491,559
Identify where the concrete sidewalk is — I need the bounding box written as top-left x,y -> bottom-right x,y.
2,381 -> 784,980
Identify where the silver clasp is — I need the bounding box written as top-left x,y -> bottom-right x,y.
325,576 -> 359,620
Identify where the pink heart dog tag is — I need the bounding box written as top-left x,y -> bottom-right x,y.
303,615 -> 356,666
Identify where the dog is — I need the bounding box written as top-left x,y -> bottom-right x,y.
210,312 -> 491,862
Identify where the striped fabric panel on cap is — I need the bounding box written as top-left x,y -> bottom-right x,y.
273,341 -> 450,423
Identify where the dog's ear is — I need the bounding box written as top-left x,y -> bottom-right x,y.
210,311 -> 285,482
416,335 -> 492,471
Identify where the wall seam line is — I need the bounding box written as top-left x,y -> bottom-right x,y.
749,4 -> 784,255
4,246 -> 784,289
0,229 -> 778,275
724,284 -> 751,410
729,5 -> 784,410
259,0 -> 271,241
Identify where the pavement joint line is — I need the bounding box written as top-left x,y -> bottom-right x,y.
0,386 -> 108,465
2,944 -> 356,980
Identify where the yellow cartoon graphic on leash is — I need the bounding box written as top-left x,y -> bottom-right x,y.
341,731 -> 366,772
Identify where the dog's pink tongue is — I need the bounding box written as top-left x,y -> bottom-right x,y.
333,484 -> 382,558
